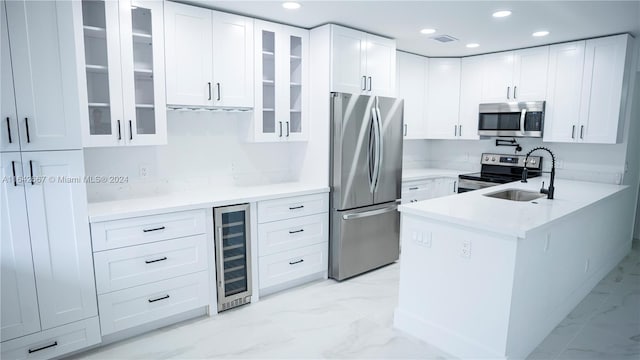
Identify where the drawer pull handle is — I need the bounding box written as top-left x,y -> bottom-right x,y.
289,205 -> 304,210
289,229 -> 304,234
148,294 -> 170,303
143,226 -> 166,233
289,259 -> 304,265
408,187 -> 419,190
145,256 -> 168,264
28,341 -> 58,354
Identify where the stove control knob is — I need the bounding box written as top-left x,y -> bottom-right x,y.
530,159 -> 536,165
484,156 -> 489,161
491,157 -> 496,162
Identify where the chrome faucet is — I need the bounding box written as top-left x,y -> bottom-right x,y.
521,147 -> 556,199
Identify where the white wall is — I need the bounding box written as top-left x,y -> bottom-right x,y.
83,111 -> 312,202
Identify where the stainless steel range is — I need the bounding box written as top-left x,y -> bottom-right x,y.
458,153 -> 543,193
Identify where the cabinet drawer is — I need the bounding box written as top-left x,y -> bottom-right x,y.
0,317 -> 100,360
91,209 -> 207,251
98,272 -> 209,335
258,213 -> 328,257
258,243 -> 327,289
94,235 -> 209,294
258,193 -> 328,223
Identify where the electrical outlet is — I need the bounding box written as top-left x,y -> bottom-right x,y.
139,164 -> 149,178
584,259 -> 590,273
423,233 -> 432,248
556,159 -> 565,169
460,239 -> 471,258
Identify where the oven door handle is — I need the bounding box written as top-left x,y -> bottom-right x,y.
519,109 -> 527,134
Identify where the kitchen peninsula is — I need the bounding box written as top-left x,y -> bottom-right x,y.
394,178 -> 635,359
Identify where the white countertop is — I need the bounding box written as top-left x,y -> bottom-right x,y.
88,182 -> 329,222
402,168 -> 465,182
399,178 -> 628,238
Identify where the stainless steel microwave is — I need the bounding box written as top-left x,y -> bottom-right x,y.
478,101 -> 545,137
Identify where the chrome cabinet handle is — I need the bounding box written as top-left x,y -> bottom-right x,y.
404,124 -> 407,136
278,121 -> 283,137
571,125 -> 576,139
361,76 -> 366,91
29,160 -> 34,185
289,259 -> 304,265
454,125 -> 457,136
148,294 -> 170,303
289,205 -> 304,210
117,120 -> 122,140
216,82 -> 221,101
6,117 -> 12,143
11,161 -> 17,186
513,86 -> 517,99
129,120 -> 133,140
145,256 -> 167,264
409,187 -> 418,190
143,226 -> 165,233
25,118 -> 30,143
458,125 -> 462,137
453,181 -> 457,192
507,86 -> 510,100
580,125 -> 584,139
28,341 -> 58,354
286,121 -> 290,137
289,229 -> 304,234
367,76 -> 372,91
208,82 -> 212,101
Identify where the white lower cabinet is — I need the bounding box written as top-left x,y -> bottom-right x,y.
257,193 -> 329,294
0,317 -> 101,360
98,272 -> 210,335
402,177 -> 457,203
91,210 -> 212,336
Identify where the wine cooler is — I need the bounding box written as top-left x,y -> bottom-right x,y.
214,204 -> 252,312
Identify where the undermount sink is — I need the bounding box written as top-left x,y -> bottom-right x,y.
483,189 -> 546,202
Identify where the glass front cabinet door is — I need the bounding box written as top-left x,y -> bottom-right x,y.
77,0 -> 166,147
254,21 -> 308,142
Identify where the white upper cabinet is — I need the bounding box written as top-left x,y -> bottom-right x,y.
544,34 -> 631,144
254,20 -> 309,142
1,153 -> 41,341
480,47 -> 549,102
330,25 -> 396,97
77,0 -> 167,147
458,56 -> 482,140
165,2 -> 254,108
1,3 -> 19,152
396,51 -> 427,139
5,0 -> 83,151
425,58 -> 461,139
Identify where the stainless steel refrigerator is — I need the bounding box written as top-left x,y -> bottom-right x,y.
329,92 -> 403,281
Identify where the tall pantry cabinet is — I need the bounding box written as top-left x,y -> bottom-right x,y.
1,1 -> 100,359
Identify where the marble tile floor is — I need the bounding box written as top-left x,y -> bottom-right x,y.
72,244 -> 639,360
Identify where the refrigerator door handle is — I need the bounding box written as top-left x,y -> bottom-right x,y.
342,204 -> 397,220
368,106 -> 376,194
373,101 -> 383,192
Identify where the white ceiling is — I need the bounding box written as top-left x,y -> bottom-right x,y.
181,0 -> 640,57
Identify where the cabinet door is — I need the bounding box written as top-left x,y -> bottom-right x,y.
397,52 -> 427,139
78,0 -> 125,147
458,56 -> 482,140
512,46 -> 549,101
119,0 -> 167,146
254,22 -> 280,141
212,11 -> 254,108
330,25 -> 366,94
22,151 -> 97,330
425,58 -> 461,139
1,153 -> 41,341
6,0 -> 82,151
164,1 -> 213,106
365,34 -> 396,97
579,34 -> 630,144
1,3 -> 19,152
543,41 -> 585,143
285,27 -> 309,141
480,52 -> 514,102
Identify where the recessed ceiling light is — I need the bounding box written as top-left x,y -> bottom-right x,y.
492,10 -> 512,18
466,43 -> 480,48
420,28 -> 436,35
282,2 -> 301,10
532,30 -> 550,37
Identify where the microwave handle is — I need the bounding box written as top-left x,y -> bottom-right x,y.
520,109 -> 527,134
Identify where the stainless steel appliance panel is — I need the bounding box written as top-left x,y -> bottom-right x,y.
329,202 -> 400,281
478,101 -> 545,137
330,93 -> 376,211
214,204 -> 252,312
373,96 -> 404,205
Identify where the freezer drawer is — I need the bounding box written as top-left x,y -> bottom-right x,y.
329,202 -> 400,281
